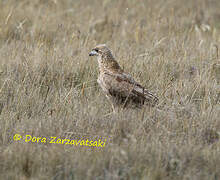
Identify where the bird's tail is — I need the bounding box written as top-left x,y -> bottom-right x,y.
144,89 -> 159,106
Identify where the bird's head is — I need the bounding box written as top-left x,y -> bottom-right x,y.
89,44 -> 113,60
89,44 -> 122,71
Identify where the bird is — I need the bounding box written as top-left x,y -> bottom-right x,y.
89,44 -> 158,112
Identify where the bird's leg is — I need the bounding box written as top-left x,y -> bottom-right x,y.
111,104 -> 117,114
102,95 -> 118,116
102,103 -> 117,118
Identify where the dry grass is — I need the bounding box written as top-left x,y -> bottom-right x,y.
0,0 -> 220,179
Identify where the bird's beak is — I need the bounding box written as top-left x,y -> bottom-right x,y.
89,50 -> 98,56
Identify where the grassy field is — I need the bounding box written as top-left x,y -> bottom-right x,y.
0,0 -> 220,179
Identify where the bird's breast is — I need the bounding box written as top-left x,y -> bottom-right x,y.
97,74 -> 110,95
97,76 -> 102,86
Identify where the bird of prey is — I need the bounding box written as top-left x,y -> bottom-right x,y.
89,44 -> 158,112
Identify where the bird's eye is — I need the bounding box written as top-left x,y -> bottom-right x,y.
94,48 -> 99,52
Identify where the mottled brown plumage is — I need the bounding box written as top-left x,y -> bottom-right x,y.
89,44 -> 158,111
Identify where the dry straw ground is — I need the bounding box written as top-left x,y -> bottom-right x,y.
0,0 -> 220,179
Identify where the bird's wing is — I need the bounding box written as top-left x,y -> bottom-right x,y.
102,70 -> 158,104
